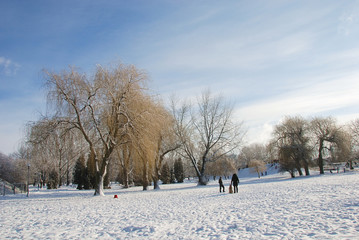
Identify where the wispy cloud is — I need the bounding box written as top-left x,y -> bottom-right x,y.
338,1 -> 359,36
235,71 -> 359,144
0,57 -> 20,76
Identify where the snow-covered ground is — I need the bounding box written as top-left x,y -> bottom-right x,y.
1,170 -> 359,239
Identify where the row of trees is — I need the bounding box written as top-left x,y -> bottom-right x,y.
0,151 -> 28,184
20,62 -> 243,195
238,116 -> 359,178
3,62 -> 359,195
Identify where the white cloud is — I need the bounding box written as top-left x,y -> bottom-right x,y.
0,56 -> 20,76
234,72 -> 359,144
338,2 -> 359,36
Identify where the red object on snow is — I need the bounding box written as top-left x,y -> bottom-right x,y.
114,194 -> 118,198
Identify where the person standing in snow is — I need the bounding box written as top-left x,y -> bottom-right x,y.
218,177 -> 225,192
231,173 -> 239,193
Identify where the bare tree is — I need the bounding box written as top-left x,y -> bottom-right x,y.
310,117 -> 350,174
152,109 -> 180,190
238,143 -> 269,169
206,156 -> 236,179
248,159 -> 267,178
172,90 -> 244,185
350,119 -> 359,146
26,120 -> 59,187
271,116 -> 312,177
44,63 -> 148,195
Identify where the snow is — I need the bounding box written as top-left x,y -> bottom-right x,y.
1,170 -> 359,239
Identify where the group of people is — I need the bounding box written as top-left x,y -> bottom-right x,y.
218,173 -> 239,193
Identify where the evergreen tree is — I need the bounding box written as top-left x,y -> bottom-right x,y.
73,155 -> 87,190
174,158 -> 184,183
47,169 -> 59,189
160,162 -> 171,184
83,167 -> 91,190
104,171 -> 110,189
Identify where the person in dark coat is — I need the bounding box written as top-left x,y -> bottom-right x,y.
218,177 -> 225,192
231,173 -> 239,193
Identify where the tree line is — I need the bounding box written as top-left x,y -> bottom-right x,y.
12,62 -> 243,195
240,116 -> 359,178
1,62 -> 359,195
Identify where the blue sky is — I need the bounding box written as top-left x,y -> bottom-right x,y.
1,0 -> 359,155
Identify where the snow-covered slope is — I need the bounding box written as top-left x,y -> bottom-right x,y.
1,171 -> 359,239
237,164 -> 280,178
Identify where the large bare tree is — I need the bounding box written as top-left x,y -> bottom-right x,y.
172,90 -> 244,185
44,63 -> 148,195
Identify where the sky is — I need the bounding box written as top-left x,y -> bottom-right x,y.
1,0 -> 359,155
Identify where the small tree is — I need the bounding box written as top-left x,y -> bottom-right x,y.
206,157 -> 236,179
160,162 -> 171,184
174,158 -> 184,183
238,143 -> 269,169
248,159 -> 267,178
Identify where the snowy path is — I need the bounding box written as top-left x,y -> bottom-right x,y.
1,171 -> 359,239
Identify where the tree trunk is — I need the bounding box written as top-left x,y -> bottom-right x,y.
94,153 -> 110,196
153,158 -> 161,190
66,158 -> 70,185
296,166 -> 303,176
59,151 -> 62,187
318,139 -> 324,174
153,180 -> 160,190
198,175 -> 208,185
94,172 -> 105,196
295,158 -> 303,176
122,167 -> 129,188
349,159 -> 354,170
303,160 -> 310,176
142,161 -> 149,191
198,156 -> 208,185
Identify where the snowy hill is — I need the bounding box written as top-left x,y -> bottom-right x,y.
237,164 -> 280,178
1,170 -> 359,239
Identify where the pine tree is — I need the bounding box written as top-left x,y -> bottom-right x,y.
174,158 -> 184,183
160,162 -> 171,184
47,169 -> 59,189
83,167 -> 91,190
73,156 -> 85,189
